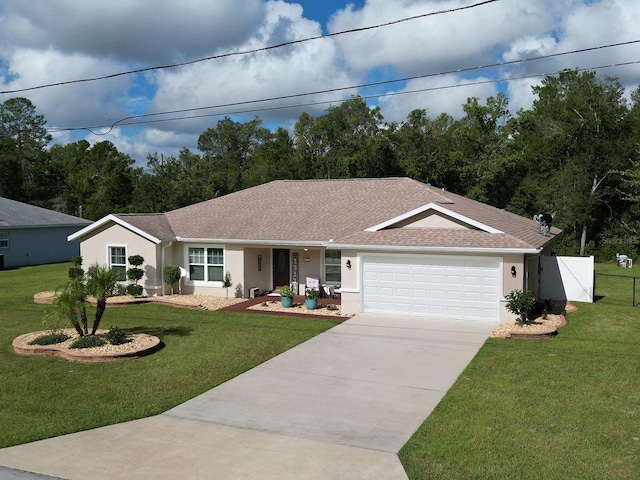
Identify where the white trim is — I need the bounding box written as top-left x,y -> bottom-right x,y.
183,244 -> 226,287
330,243 -> 539,255
68,214 -> 162,244
107,244 -> 128,281
176,237 -> 323,248
364,202 -> 503,234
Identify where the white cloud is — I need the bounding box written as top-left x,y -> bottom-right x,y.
502,36 -> 557,63
2,0 -> 639,163
148,0 -> 356,133
506,77 -> 541,114
0,0 -> 265,64
328,0 -> 557,74
378,74 -> 498,123
1,48 -> 132,127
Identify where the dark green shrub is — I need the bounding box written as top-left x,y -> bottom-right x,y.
106,326 -> 129,345
126,268 -> 144,283
505,289 -> 536,325
69,255 -> 84,279
128,255 -> 144,267
163,265 -> 182,294
126,255 -> 145,296
69,335 -> 106,349
126,284 -> 143,296
28,332 -> 71,345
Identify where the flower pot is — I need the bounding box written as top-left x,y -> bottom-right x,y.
281,296 -> 294,308
305,298 -> 317,310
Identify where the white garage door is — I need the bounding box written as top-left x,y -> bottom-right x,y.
362,255 -> 501,321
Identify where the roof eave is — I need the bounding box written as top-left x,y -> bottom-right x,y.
2,222 -> 91,230
68,214 -> 163,244
324,243 -> 542,255
175,237 -> 325,247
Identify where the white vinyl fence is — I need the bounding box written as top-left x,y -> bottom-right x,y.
539,256 -> 594,303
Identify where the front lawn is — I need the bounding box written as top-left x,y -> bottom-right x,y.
0,263 -> 339,448
400,276 -> 640,479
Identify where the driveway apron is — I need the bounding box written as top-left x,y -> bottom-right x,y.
0,314 -> 493,480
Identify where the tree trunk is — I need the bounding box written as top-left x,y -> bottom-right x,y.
80,305 -> 88,335
91,299 -> 106,335
580,224 -> 588,257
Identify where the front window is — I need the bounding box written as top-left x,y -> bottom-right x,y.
109,246 -> 127,281
325,249 -> 341,283
188,247 -> 224,282
0,232 -> 8,249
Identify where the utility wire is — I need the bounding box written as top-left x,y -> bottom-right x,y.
0,0 -> 500,95
48,60 -> 640,134
46,39 -> 640,134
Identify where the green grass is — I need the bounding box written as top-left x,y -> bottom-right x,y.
594,262 -> 639,307
399,273 -> 640,479
0,263 -> 339,448
594,262 -> 638,277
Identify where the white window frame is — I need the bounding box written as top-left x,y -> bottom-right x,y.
107,245 -> 127,281
185,245 -> 225,286
324,249 -> 341,284
0,231 -> 8,249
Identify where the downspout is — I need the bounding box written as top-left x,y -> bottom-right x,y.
161,241 -> 173,296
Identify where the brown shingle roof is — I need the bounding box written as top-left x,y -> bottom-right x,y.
113,213 -> 175,241
113,178 -> 559,252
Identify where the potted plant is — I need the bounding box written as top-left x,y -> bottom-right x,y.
305,288 -> 319,310
279,285 -> 295,308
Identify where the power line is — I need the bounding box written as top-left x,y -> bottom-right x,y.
0,0 -> 500,95
46,39 -> 640,134
49,59 -> 640,135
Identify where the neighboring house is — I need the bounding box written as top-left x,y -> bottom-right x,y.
0,197 -> 91,269
70,178 -> 560,323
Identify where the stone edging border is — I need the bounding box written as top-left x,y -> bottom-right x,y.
12,331 -> 161,363
508,303 -> 575,339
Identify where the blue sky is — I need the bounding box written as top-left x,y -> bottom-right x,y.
0,0 -> 638,163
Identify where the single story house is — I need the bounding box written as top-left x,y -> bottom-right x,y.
69,178 -> 560,323
0,197 -> 91,269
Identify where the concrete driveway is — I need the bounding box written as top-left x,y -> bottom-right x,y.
0,314 -> 493,480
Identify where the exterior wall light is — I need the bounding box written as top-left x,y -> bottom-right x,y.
346,260 -> 352,270
511,265 -> 517,277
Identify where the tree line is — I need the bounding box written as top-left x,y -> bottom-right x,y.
1,69 -> 639,260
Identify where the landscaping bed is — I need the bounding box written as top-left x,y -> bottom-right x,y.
247,299 -> 352,317
13,329 -> 161,363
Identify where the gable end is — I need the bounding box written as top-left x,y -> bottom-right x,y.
364,203 -> 503,234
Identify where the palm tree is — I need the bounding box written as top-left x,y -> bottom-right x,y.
50,278 -> 87,336
85,264 -> 118,335
48,263 -> 118,337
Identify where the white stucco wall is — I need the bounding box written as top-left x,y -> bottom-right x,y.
79,223 -> 161,295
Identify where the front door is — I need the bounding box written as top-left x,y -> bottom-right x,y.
273,249 -> 290,288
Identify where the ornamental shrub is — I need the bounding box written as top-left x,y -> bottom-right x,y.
28,332 -> 71,346
504,289 -> 536,325
68,255 -> 84,280
163,265 -> 182,294
106,326 -> 128,345
126,284 -> 143,296
126,255 -> 145,296
69,335 -> 106,349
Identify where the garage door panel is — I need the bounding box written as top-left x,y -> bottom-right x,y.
363,255 -> 500,322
